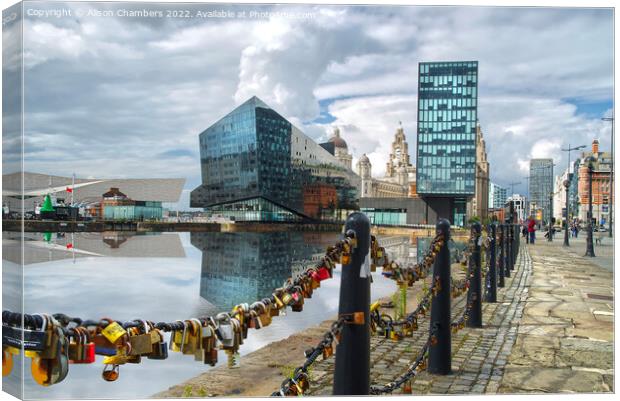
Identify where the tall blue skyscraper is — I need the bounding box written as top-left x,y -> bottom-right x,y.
416,61 -> 478,226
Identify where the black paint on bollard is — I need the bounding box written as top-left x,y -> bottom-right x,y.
504,224 -> 511,278
428,218 -> 451,375
467,222 -> 483,328
514,224 -> 520,266
333,212 -> 371,395
498,224 -> 505,288
486,224 -> 497,302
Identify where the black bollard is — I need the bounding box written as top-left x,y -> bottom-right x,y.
333,212 -> 371,395
486,224 -> 497,302
512,224 -> 518,267
498,224 -> 505,288
504,224 -> 511,278
467,222 -> 483,328
514,224 -> 520,265
428,218 -> 451,375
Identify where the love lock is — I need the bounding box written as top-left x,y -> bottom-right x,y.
2,348 -> 14,377
102,364 -> 120,382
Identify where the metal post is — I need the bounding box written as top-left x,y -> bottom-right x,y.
585,159 -> 596,257
333,212 -> 371,395
486,224 -> 497,302
547,193 -> 553,242
514,224 -> 519,265
428,218 -> 451,375
563,179 -> 570,246
510,224 -> 516,270
505,224 -> 511,278
467,222 -> 482,327
498,224 -> 505,288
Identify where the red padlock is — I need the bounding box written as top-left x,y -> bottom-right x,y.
316,266 -> 331,281
74,328 -> 96,364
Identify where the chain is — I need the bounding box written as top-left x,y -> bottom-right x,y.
369,323 -> 439,394
271,318 -> 346,396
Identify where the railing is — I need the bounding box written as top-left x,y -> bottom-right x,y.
1,214 -> 522,396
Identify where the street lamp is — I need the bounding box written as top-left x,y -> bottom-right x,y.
585,157 -> 596,257
548,191 -> 553,242
561,144 -> 586,234
601,117 -> 613,238
563,179 -> 570,246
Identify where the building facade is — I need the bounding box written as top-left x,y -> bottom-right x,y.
190,96 -> 360,221
529,159 -> 554,224
467,123 -> 489,221
489,182 -> 508,209
506,194 -> 527,223
552,169 -> 571,225
356,125 -> 415,199
416,61 -> 479,226
575,140 -> 612,225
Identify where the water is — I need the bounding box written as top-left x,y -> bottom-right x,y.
2,231 -> 414,399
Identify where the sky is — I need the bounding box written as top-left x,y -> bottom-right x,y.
2,1 -> 614,209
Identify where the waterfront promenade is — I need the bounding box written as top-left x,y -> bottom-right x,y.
155,239 -> 613,397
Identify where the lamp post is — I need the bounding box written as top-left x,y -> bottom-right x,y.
563,179 -> 570,246
601,117 -> 613,237
585,157 -> 595,257
547,191 -> 553,241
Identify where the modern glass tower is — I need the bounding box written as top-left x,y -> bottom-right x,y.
190,96 -> 360,221
529,159 -> 554,224
416,61 -> 479,226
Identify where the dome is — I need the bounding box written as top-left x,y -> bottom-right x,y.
328,128 -> 348,149
359,154 -> 370,163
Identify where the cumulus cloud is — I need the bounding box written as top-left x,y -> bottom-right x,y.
4,3 -> 613,209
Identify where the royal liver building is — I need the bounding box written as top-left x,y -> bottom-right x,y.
356,124 -> 416,198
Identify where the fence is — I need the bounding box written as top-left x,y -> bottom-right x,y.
2,213 -> 521,396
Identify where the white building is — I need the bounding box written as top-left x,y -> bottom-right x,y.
553,168 -> 571,224
507,193 -> 527,223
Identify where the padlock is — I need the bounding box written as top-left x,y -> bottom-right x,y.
101,321 -> 126,345
147,329 -> 168,360
2,348 -> 13,377
102,364 -> 120,382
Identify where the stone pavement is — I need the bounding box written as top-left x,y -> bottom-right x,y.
307,240 -> 614,395
499,240 -> 614,393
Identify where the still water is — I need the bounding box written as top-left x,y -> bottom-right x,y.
2,231 -> 414,399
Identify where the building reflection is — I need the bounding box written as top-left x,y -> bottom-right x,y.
191,232 -> 340,310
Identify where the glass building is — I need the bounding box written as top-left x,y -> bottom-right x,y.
190,96 -> 360,221
416,61 -> 479,226
489,182 -> 508,209
529,159 -> 554,223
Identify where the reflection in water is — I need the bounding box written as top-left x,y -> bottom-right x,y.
2,231 -> 412,399
191,232 -> 338,310
2,231 -> 185,265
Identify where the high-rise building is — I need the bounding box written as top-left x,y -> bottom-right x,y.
416,61 -> 479,226
529,159 -> 554,224
489,182 -> 508,209
553,168 -> 572,225
190,96 -> 360,221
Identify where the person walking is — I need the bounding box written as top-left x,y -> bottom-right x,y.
522,225 -> 529,244
527,217 -> 536,244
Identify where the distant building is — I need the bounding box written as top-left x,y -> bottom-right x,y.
101,187 -> 164,220
2,172 -> 184,219
507,194 -> 527,223
356,124 -> 415,199
553,169 -> 572,225
467,123 -> 489,221
416,61 -> 479,226
529,159 -> 554,224
489,182 -> 508,209
190,96 -> 360,221
322,128 -> 353,170
575,140 -> 612,225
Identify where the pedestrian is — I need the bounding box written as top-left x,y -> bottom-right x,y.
527,216 -> 536,244
575,224 -> 580,238
522,225 -> 529,244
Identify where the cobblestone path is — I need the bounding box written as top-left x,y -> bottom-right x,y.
308,242 -> 532,395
